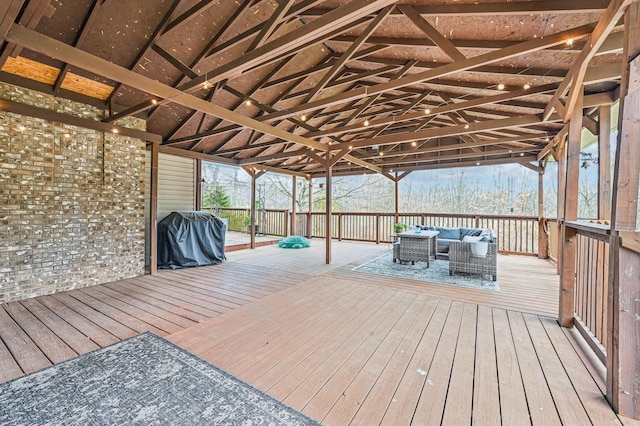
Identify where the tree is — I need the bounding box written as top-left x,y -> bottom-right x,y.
202,184 -> 231,209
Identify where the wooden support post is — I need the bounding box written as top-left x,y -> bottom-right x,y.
195,158 -> 202,211
149,142 -> 159,275
559,224 -> 578,327
556,142 -> 567,274
538,170 -> 548,259
607,4 -> 640,418
598,105 -> 612,221
394,173 -> 399,224
307,178 -> 313,238
325,164 -> 332,264
250,174 -> 257,249
291,176 -> 297,236
242,166 -> 266,250
558,88 -> 583,327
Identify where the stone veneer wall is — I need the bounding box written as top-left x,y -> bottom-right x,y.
0,83 -> 146,302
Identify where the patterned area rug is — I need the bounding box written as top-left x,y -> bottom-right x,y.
0,333 -> 320,426
354,252 -> 499,291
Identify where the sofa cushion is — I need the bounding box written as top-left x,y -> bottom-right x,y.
436,227 -> 460,240
460,227 -> 483,239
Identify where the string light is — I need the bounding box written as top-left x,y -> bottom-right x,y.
202,80 -> 212,89
379,151 -> 384,156
523,83 -> 531,90
476,162 -> 480,166
348,145 -> 353,150
497,83 -> 505,90
566,38 -> 574,47
464,124 -> 470,129
411,141 -> 417,147
151,99 -> 158,105
245,99 -> 252,106
301,114 -> 306,121
111,128 -> 119,134
364,118 -> 370,127
424,108 -> 431,114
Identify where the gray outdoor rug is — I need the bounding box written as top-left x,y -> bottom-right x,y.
354,252 -> 500,291
0,332 -> 320,426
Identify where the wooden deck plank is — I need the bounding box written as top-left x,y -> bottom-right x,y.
0,241 -> 624,425
493,308 -> 532,426
524,313 -> 593,425
379,299 -> 452,425
441,303 -> 478,425
238,286 -> 393,387
0,331 -> 24,382
20,299 -> 100,355
2,302 -> 77,364
104,280 -> 210,322
282,292 -> 417,410
50,292 -> 138,340
0,305 -> 51,374
89,284 -> 198,329
194,282 -> 343,369
225,283 -> 365,374
318,294 -> 429,424
508,310 -> 562,425
125,277 -> 222,318
472,305 -> 501,424
37,295 -> 121,347
348,297 -> 440,425
137,273 -> 249,308
78,286 -> 181,334
410,301 -> 465,425
66,290 -> 166,336
543,318 -> 621,425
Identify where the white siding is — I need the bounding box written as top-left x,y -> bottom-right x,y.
144,151 -> 196,265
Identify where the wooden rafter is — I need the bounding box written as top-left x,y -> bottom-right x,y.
543,0 -> 632,121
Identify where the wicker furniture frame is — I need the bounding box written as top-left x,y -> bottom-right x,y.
395,230 -> 438,267
449,240 -> 497,281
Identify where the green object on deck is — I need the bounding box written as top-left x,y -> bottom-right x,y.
278,235 -> 311,249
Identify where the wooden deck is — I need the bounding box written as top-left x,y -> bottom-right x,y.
0,241 -> 631,425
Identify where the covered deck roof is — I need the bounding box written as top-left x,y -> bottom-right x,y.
0,0 -> 628,177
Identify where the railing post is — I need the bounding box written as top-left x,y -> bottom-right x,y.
538,218 -> 549,258
337,213 -> 342,241
375,214 -> 380,244
559,222 -> 577,327
284,210 -> 289,237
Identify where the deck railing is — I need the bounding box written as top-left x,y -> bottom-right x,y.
558,221 -> 612,364
206,208 -> 543,256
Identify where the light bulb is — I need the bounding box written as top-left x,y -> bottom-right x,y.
497,83 -> 505,90
424,108 -> 431,114
364,119 -> 370,126
301,114 -> 306,121
523,83 -> 531,90
464,124 -> 470,129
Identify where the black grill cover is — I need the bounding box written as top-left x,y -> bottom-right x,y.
157,211 -> 226,269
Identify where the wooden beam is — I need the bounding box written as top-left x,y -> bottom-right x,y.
398,5 -> 466,62
302,1 -> 611,17
180,0 -> 397,91
543,0 -> 632,121
247,0 -> 296,51
607,5 -> 640,417
558,89 -> 583,327
598,105 -> 612,220
261,21 -> 597,122
0,98 -> 162,142
5,24 -> 331,153
304,6 -> 394,103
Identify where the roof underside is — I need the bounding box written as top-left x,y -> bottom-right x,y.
0,0 -> 627,178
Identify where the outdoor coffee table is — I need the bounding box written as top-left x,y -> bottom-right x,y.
396,230 -> 439,267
